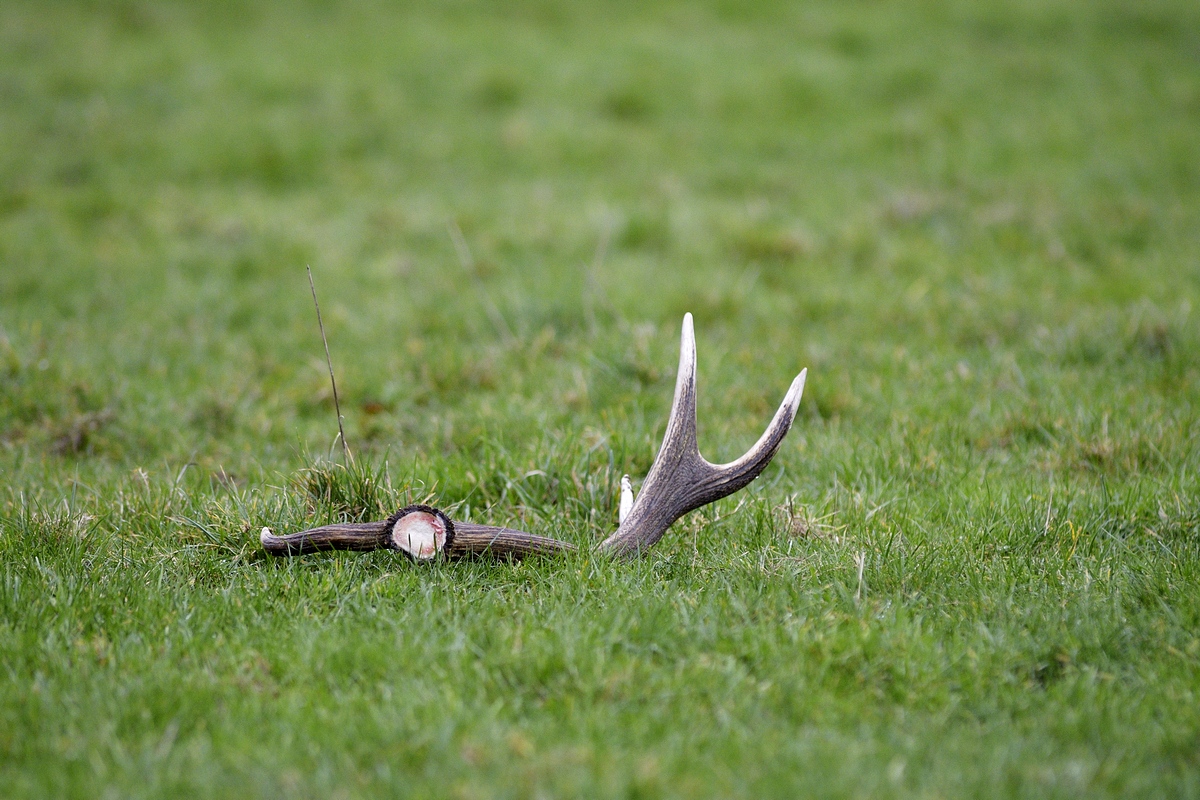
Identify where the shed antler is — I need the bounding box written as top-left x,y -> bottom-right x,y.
597,313 -> 806,556
260,314 -> 805,560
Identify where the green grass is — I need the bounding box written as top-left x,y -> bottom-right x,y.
2,0 -> 1200,796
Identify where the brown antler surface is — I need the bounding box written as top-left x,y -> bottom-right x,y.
260,520 -> 391,556
261,314 -> 804,561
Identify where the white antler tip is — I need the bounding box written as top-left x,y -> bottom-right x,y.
785,368 -> 807,410
619,475 -> 634,524
260,527 -> 273,544
792,368 -> 807,399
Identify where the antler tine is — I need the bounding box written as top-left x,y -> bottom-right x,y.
598,313 -> 806,557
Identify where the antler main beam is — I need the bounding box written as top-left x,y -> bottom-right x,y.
260,314 -> 805,561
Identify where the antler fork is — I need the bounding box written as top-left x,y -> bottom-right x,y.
597,313 -> 806,556
260,314 -> 806,560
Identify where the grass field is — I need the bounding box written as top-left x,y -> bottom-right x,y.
2,0 -> 1200,796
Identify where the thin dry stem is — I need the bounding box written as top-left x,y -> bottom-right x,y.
307,265 -> 351,464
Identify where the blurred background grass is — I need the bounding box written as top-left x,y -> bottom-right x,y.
1,0 -> 1199,797
3,0 -> 1196,473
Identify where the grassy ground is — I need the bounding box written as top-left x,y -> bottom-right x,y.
2,0 -> 1199,796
